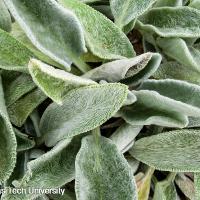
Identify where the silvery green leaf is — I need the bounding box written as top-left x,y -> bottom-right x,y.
59,0 -> 135,59
40,83 -> 128,147
130,129 -> 200,172
154,0 -> 182,7
2,73 -> 36,107
15,128 -> 35,152
83,53 -> 162,86
119,79 -> 200,127
175,173 -> 195,200
28,59 -> 96,105
5,0 -> 87,71
8,88 -> 47,127
137,168 -> 154,200
110,123 -> 142,153
126,157 -> 140,174
0,0 -> 11,32
4,136 -> 82,200
35,195 -> 49,200
153,174 -> 178,200
75,135 -> 137,200
49,189 -> 75,200
189,0 -> 200,9
157,37 -> 200,72
136,7 -> 200,38
195,173 -> 200,199
153,61 -> 200,85
110,0 -> 156,29
0,76 -> 17,182
188,117 -> 200,128
11,23 -> 64,69
0,28 -> 34,72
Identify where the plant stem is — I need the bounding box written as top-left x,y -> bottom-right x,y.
167,172 -> 177,182
74,58 -> 91,74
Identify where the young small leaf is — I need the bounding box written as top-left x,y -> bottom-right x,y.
40,83 -> 128,146
130,129 -> 200,172
59,0 -> 135,59
5,0 -> 87,71
29,59 -> 96,104
137,7 -> 200,38
75,135 -> 137,200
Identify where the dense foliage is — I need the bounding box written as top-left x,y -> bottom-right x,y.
0,0 -> 200,199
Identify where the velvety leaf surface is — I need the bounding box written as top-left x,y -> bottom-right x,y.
119,79 -> 200,127
0,0 -> 12,32
49,189 -> 76,200
75,135 -> 137,200
40,83 -> 128,146
15,128 -> 35,152
189,0 -> 200,9
157,37 -> 200,72
59,0 -> 135,59
110,0 -> 156,29
5,0 -> 87,71
0,28 -> 34,72
195,173 -> 200,199
137,7 -> 200,37
3,136 -> 82,200
155,0 -> 182,7
0,76 -> 17,182
130,129 -> 200,172
83,53 -> 161,85
110,123 -> 142,153
153,61 -> 200,85
8,88 -> 47,127
29,59 -> 96,104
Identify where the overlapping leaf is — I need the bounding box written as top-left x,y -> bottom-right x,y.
28,59 -> 96,104
136,7 -> 200,37
83,53 -> 161,85
0,0 -> 12,32
154,0 -> 182,7
130,129 -> 200,172
0,28 -> 34,72
110,123 -> 142,153
5,0 -> 87,71
40,83 -> 128,146
75,135 -> 137,200
110,0 -> 156,29
0,76 -> 17,182
59,0 -> 135,59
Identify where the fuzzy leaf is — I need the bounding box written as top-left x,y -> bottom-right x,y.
189,0 -> 200,9
0,0 -> 12,32
195,173 -> 200,199
110,123 -> 142,153
28,59 -> 96,104
75,135 -> 137,200
157,37 -> 200,72
83,53 -> 161,85
8,88 -> 47,127
155,0 -> 182,7
130,129 -> 200,172
40,83 -> 128,147
153,61 -> 200,85
136,7 -> 200,38
15,128 -> 35,152
0,28 -> 34,72
59,0 -> 135,59
5,0 -> 87,71
0,76 -> 17,182
3,136 -> 82,200
110,0 -> 156,28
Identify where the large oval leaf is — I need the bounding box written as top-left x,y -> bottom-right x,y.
130,129 -> 200,172
0,76 -> 17,182
110,0 -> 156,29
75,135 -> 137,200
28,59 -> 96,104
40,83 -> 128,146
136,7 -> 200,38
5,0 -> 87,71
59,0 -> 135,59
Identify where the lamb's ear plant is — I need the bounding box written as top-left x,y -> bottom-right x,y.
1,0 -> 200,199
